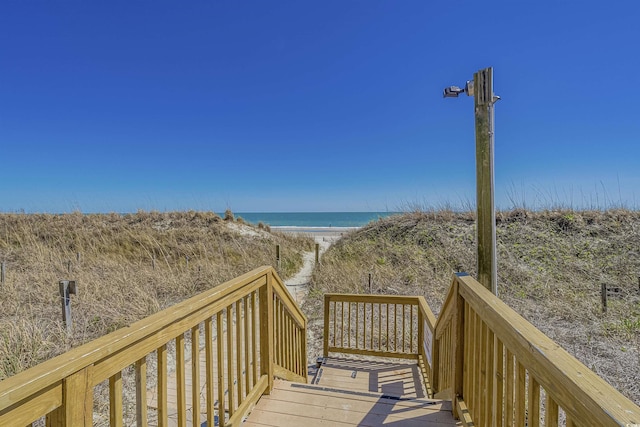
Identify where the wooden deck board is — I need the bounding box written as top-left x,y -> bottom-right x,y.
245,356 -> 459,427
246,380 -> 459,426
313,357 -> 427,398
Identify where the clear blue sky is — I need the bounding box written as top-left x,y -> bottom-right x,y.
2,1 -> 639,213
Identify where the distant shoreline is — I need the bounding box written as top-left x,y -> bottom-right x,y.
272,226 -> 358,239
236,212 -> 400,228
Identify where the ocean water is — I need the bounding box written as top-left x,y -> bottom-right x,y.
235,212 -> 400,228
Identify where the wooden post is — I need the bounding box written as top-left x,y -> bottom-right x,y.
59,280 -> 77,334
45,366 -> 94,426
276,245 -> 281,270
185,255 -> 189,270
368,273 -> 372,293
76,252 -> 81,262
451,278 -> 465,419
315,243 -> 320,263
152,255 -> 156,270
260,272 -> 274,394
1,262 -> 4,284
601,283 -> 607,313
323,295 -> 330,358
474,67 -> 498,295
67,260 -> 72,274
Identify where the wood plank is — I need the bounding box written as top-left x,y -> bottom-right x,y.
245,380 -> 460,427
205,318 -> 215,427
175,334 -> 186,427
190,325 -> 200,427
326,294 -> 420,305
545,394 -> 559,427
109,371 -> 123,427
135,357 -> 148,427
3,383 -> 62,427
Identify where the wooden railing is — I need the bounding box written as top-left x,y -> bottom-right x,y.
322,294 -> 437,395
434,272 -> 640,426
0,266 -> 306,427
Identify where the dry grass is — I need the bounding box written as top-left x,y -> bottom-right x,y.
304,209 -> 640,404
0,210 -> 314,380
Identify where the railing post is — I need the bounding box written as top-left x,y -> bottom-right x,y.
452,278 -> 466,419
260,271 -> 275,394
323,295 -> 330,357
46,366 -> 93,426
59,280 -> 77,335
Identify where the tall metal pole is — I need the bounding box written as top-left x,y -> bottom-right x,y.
474,67 -> 498,295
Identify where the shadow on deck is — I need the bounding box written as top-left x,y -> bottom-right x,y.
244,356 -> 459,426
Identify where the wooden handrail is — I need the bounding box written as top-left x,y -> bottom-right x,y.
322,293 -> 437,395
0,265 -> 307,427
434,273 -> 640,426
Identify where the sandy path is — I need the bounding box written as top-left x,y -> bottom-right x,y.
283,233 -> 339,304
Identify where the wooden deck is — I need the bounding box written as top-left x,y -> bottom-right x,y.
244,357 -> 459,426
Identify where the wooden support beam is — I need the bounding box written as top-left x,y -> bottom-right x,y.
474,67 -> 498,295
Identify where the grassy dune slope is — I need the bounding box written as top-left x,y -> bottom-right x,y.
305,209 -> 640,403
0,211 -> 313,379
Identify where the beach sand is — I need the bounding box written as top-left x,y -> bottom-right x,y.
273,226 -> 357,243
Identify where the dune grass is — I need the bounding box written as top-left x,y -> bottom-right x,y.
0,210 -> 314,380
304,208 -> 640,404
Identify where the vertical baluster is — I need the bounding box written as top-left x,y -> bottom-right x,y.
109,371 -> 123,427
393,304 -> 398,352
463,303 -> 470,409
347,301 -> 351,348
355,301 -> 359,349
176,334 -> 186,427
158,344 -> 168,427
192,325 -> 201,426
515,362 -> 526,426
217,311 -> 225,424
378,303 -> 382,352
252,292 -> 258,386
340,301 -> 345,348
486,328 -> 495,427
244,295 -> 250,393
545,394 -> 559,427
473,312 -> 481,421
386,303 -> 390,351
505,349 -> 515,427
205,318 -> 215,427
226,306 -> 234,416
236,300 -> 243,403
494,337 -> 504,427
410,304 -> 414,353
528,376 -> 540,427
400,304 -> 406,353
135,357 -> 148,427
332,300 -> 336,349
478,322 -> 487,427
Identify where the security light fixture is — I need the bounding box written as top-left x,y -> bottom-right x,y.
443,86 -> 465,98
443,81 -> 475,98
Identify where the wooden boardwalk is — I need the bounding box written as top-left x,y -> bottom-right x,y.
244,357 -> 459,426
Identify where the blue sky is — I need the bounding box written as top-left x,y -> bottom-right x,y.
1,1 -> 639,213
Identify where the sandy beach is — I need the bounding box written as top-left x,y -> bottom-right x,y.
272,226 -> 358,242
